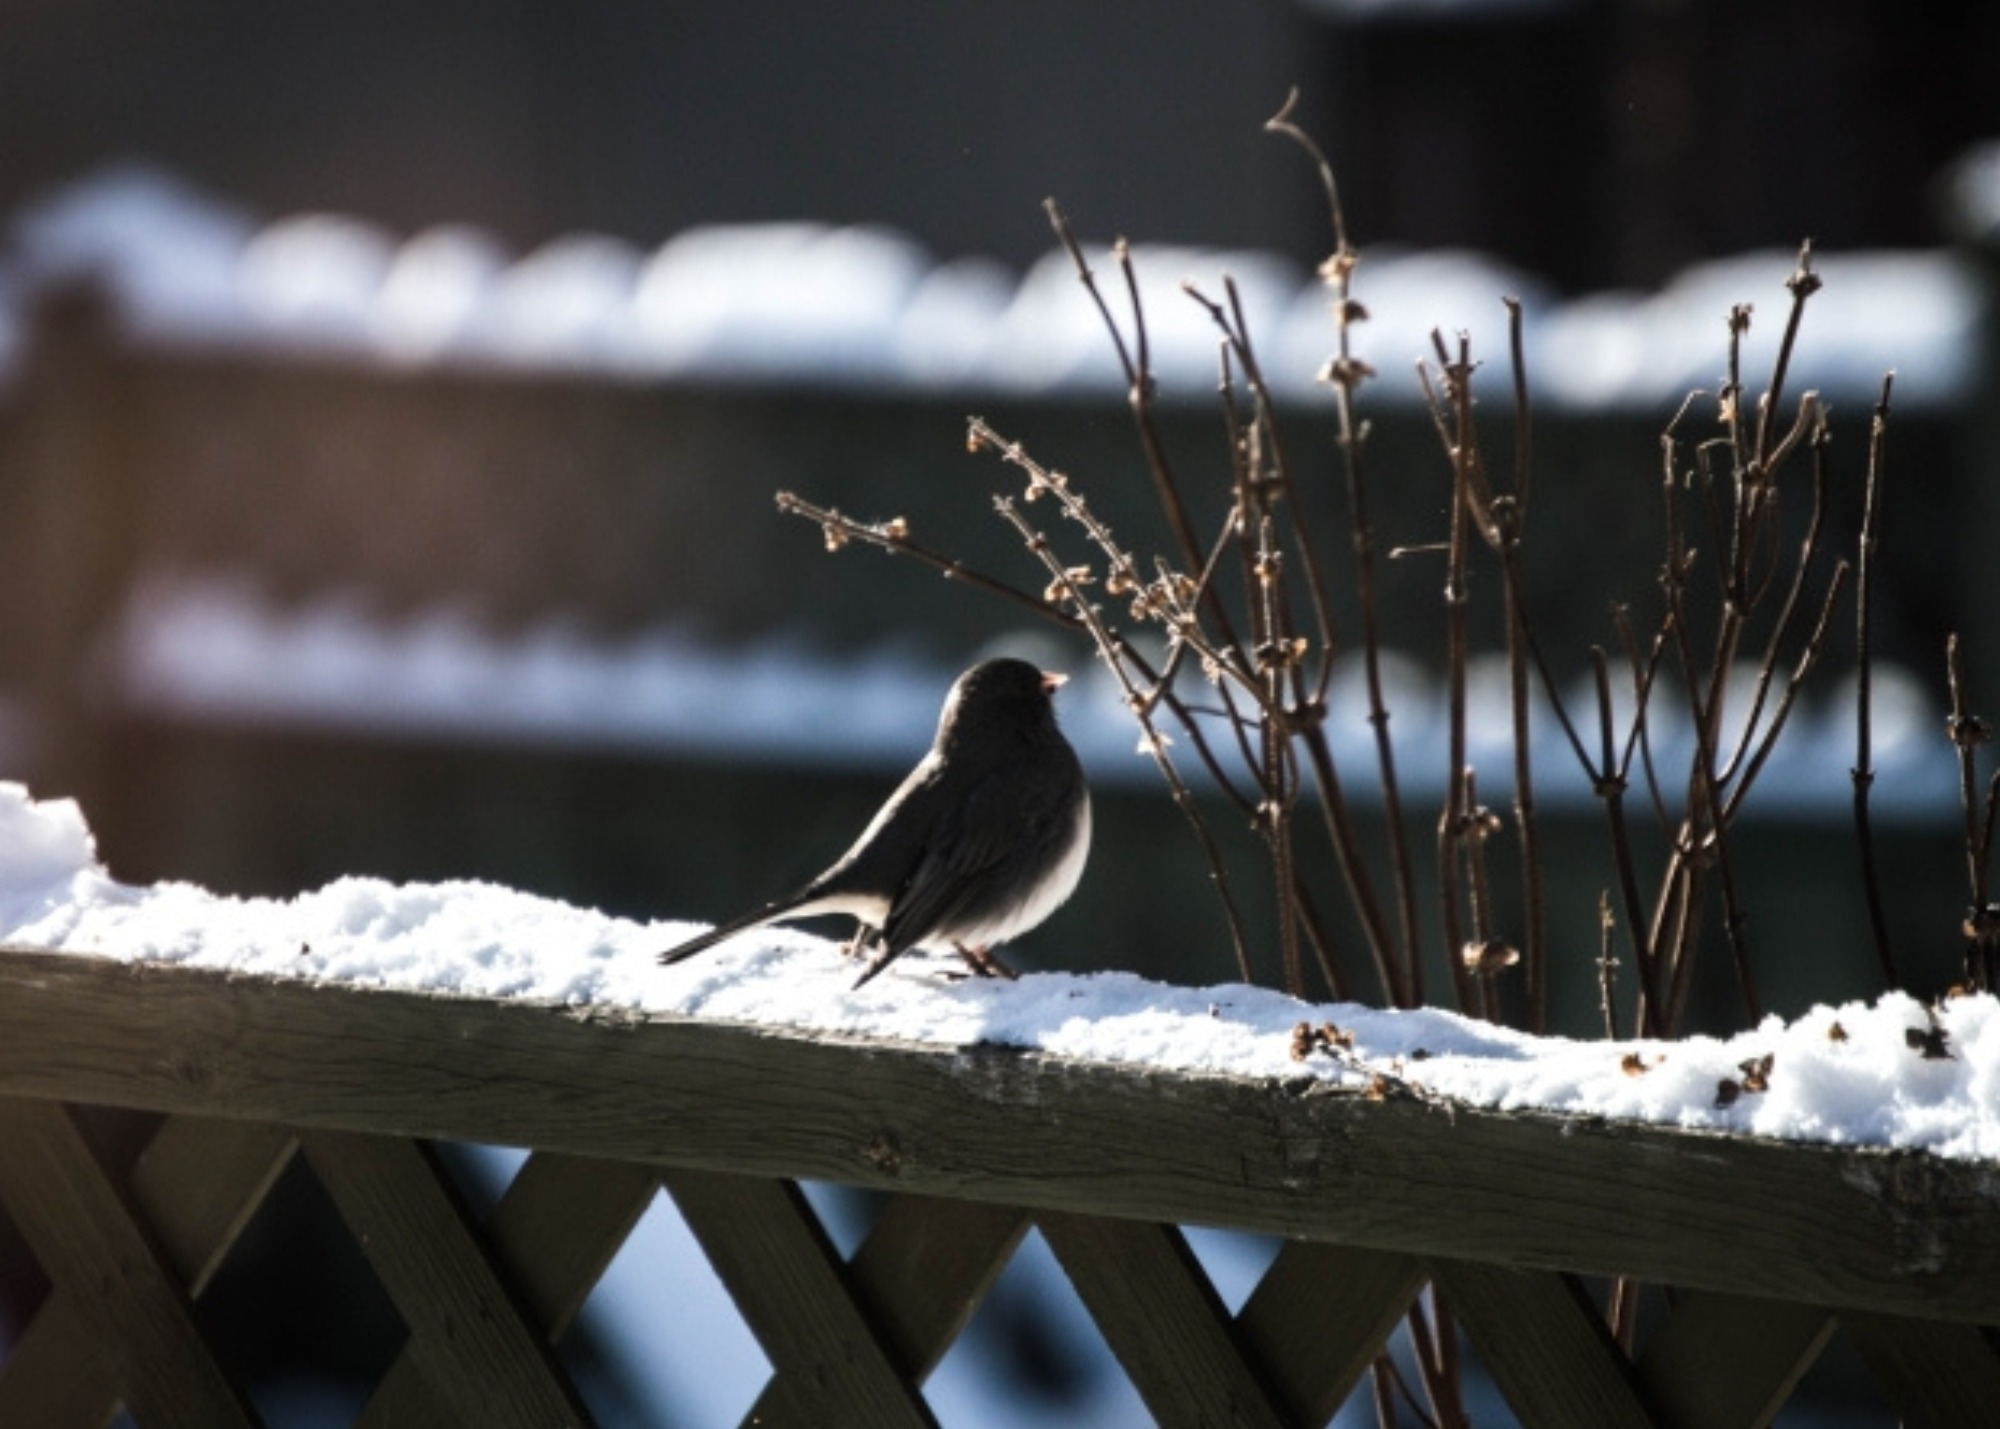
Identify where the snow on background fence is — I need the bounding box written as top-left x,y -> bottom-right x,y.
0,163 -> 1986,409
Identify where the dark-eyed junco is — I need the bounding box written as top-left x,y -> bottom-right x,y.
658,657 -> 1091,987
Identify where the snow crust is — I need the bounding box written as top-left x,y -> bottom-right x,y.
2,781 -> 1995,1162
4,164 -> 1979,409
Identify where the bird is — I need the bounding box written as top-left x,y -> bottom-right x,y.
658,657 -> 1091,988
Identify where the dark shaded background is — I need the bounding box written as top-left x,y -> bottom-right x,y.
3,0 -> 1994,293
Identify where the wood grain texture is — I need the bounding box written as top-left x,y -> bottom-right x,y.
300,1129 -> 593,1429
355,1152 -> 659,1429
129,1116 -> 297,1294
1431,1259 -> 1656,1429
1040,1212 -> 1291,1429
0,1115 -> 292,1429
1635,1290 -> 1832,1429
1235,1241 -> 1426,1425
746,1193 -> 1027,1427
0,1100 -> 258,1429
0,947 -> 1997,1328
665,1168 -> 937,1428
1843,1312 -> 2000,1429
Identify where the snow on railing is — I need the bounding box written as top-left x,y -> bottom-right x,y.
0,777 -> 1994,1158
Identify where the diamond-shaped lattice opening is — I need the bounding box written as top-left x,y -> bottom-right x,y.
1356,1308 -> 1523,1428
798,1178 -> 886,1259
192,1148 -> 405,1426
433,1140 -> 519,1218
1181,1224 -> 1281,1316
926,1226 -> 1149,1426
563,1172 -> 772,1425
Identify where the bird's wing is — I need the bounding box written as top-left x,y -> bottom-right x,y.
878,761 -> 1070,955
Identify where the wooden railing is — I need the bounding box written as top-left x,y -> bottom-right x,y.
0,944 -> 1996,1427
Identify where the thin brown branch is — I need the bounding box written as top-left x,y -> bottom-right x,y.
994,492 -> 1257,981
1852,372 -> 1900,990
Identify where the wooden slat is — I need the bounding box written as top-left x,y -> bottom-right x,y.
130,1117 -> 298,1294
845,1193 -> 1029,1375
0,1098 -> 259,1429
747,1194 -> 1027,1426
0,1115 -> 292,1428
356,1153 -> 659,1429
0,1298 -> 124,1429
1235,1241 -> 1426,1426
1431,1258 -> 1657,1429
480,1153 -> 660,1333
1039,1212 -> 1290,1429
1635,1289 -> 1832,1429
299,1129 -> 593,1429
1,948 -> 1999,1326
664,1167 -> 938,1429
1843,1311 -> 2000,1429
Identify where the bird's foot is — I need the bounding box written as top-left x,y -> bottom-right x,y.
954,944 -> 1018,981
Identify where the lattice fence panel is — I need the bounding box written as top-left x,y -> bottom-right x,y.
3,1099 -> 1999,1427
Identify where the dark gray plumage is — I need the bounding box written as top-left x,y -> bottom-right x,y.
658,658 -> 1091,987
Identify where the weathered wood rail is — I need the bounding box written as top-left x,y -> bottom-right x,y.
0,943 -> 1995,1427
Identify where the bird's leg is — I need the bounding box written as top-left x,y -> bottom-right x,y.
840,924 -> 879,961
955,943 -> 1018,980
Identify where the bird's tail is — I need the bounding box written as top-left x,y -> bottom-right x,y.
657,907 -> 781,966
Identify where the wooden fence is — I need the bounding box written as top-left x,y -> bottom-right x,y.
0,945 -> 1995,1427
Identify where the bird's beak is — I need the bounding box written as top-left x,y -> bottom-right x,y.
1041,670 -> 1068,695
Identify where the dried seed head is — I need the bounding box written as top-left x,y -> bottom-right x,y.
1317,356 -> 1377,390
882,516 -> 909,541
1318,250 -> 1358,284
1460,940 -> 1521,976
1906,1024 -> 1954,1060
822,523 -> 849,552
1950,714 -> 1993,750
1787,248 -> 1823,299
